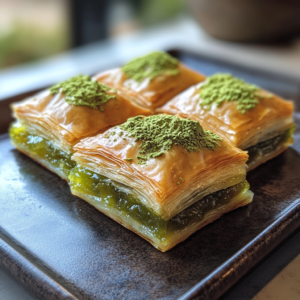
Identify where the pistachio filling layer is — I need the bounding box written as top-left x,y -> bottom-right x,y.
246,126 -> 295,166
69,166 -> 250,241
9,123 -> 76,177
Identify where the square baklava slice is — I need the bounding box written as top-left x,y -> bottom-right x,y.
69,115 -> 253,251
10,75 -> 152,180
95,51 -> 205,110
158,74 -> 295,171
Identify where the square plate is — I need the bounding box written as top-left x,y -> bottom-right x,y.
1,49 -> 300,300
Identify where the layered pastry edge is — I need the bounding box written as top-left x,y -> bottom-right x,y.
157,75 -> 295,171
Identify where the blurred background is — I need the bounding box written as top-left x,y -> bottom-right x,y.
2,0 -> 300,70
1,0 -> 300,103
0,0 -> 186,69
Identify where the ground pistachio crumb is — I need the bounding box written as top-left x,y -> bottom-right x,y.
137,155 -> 147,160
121,51 -> 179,82
50,75 -> 116,111
125,158 -> 133,161
179,177 -> 183,181
119,115 -> 222,164
177,182 -> 181,185
199,74 -> 264,114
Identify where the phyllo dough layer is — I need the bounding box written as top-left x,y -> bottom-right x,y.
10,122 -> 76,180
70,115 -> 252,251
158,74 -> 295,170
12,80 -> 152,153
10,75 -> 152,179
69,166 -> 253,252
72,115 -> 249,220
95,52 -> 205,110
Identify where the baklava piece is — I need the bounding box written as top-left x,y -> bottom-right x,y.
95,51 -> 205,110
158,74 -> 295,171
70,115 -> 253,251
10,75 -> 152,180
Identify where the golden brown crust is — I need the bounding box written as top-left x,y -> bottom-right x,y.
158,83 -> 294,149
12,83 -> 152,152
94,63 -> 205,110
72,117 -> 248,219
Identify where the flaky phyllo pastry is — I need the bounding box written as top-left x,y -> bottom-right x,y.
158,74 -> 295,171
95,52 -> 205,110
70,115 -> 253,251
10,75 -> 152,180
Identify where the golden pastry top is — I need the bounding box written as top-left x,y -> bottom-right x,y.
158,75 -> 294,149
73,115 -> 248,218
12,77 -> 152,151
95,52 -> 205,110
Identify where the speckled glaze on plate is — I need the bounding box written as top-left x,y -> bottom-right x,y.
0,50 -> 300,300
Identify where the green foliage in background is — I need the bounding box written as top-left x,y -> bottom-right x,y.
0,22 -> 69,69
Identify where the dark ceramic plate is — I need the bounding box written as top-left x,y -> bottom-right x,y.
1,50 -> 300,300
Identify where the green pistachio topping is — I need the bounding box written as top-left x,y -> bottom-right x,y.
199,74 -> 264,114
120,115 -> 222,164
121,51 -> 179,82
50,75 -> 116,111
